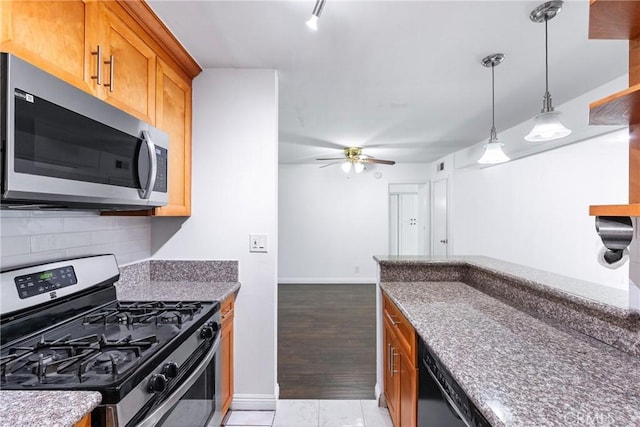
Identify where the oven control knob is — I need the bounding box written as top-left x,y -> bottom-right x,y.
148,374 -> 168,393
162,362 -> 179,379
200,325 -> 215,339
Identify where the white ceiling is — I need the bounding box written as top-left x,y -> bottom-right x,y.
147,0 -> 628,164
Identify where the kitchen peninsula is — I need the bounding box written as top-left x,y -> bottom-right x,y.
376,256 -> 640,426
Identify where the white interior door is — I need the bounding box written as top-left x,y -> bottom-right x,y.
432,178 -> 448,256
417,183 -> 430,256
389,194 -> 399,255
389,184 -> 429,256
399,194 -> 419,255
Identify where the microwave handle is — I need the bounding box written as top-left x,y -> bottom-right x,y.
138,130 -> 157,199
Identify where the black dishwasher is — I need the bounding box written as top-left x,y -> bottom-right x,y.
418,338 -> 491,427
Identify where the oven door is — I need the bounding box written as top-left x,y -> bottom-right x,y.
136,335 -> 222,427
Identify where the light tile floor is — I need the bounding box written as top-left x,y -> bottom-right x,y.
224,400 -> 393,427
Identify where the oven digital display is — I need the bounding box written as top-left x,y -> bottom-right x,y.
14,265 -> 77,299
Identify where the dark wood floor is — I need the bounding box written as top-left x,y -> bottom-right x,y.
278,283 -> 376,400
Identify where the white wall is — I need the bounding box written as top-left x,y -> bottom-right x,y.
451,133 -> 629,290
278,163 -> 430,283
150,69 -> 279,409
1,211 -> 150,268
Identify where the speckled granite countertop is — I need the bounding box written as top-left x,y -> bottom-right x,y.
0,391 -> 101,427
375,255 -> 630,309
381,280 -> 640,426
116,280 -> 240,302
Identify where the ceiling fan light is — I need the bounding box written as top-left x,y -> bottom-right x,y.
341,161 -> 352,173
524,110 -> 571,142
478,140 -> 510,165
306,14 -> 319,31
353,162 -> 365,173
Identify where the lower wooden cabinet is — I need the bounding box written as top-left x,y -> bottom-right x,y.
73,413 -> 91,427
221,294 -> 235,416
382,293 -> 417,427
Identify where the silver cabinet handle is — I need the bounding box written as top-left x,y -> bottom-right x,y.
91,45 -> 102,85
385,311 -> 400,326
104,55 -> 114,92
222,308 -> 234,320
137,130 -> 157,199
390,348 -> 398,377
387,343 -> 392,374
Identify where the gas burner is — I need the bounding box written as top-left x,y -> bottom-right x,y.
83,301 -> 203,326
0,333 -> 159,384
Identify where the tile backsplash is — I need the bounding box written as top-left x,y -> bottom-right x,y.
0,210 -> 151,269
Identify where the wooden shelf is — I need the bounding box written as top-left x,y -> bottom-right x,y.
589,83 -> 640,125
589,204 -> 640,216
589,0 -> 640,40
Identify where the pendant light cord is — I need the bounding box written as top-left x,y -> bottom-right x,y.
491,63 -> 496,133
545,18 -> 549,96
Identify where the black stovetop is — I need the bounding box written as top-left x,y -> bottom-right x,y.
0,299 -> 219,396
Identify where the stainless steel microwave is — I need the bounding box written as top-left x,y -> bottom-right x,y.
0,53 -> 168,210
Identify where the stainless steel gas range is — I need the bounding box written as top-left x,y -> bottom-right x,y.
0,254 -> 223,427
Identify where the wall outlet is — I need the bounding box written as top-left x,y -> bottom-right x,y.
249,234 -> 267,253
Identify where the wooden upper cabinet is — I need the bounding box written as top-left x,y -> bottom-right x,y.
588,0 -> 640,214
0,0 -> 90,93
1,0 -> 200,217
90,2 -> 157,124
154,59 -> 192,216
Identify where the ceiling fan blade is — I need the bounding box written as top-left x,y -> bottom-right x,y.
316,157 -> 345,161
319,161 -> 342,168
362,158 -> 396,165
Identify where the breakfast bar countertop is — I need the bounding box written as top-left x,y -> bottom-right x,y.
380,278 -> 640,427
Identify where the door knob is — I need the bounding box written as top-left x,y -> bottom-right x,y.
440,239 -> 448,244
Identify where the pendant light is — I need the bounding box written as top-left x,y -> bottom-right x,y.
525,1 -> 571,142
478,53 -> 510,165
306,0 -> 326,31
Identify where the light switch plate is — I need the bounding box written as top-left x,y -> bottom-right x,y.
249,234 -> 267,253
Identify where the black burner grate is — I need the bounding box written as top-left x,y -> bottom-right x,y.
83,301 -> 203,326
0,333 -> 158,384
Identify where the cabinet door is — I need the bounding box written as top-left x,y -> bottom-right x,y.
92,2 -> 156,124
383,319 -> 400,426
398,350 -> 417,427
154,59 -> 192,216
221,296 -> 235,416
0,0 -> 90,92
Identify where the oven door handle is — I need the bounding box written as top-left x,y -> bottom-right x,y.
136,334 -> 221,427
423,362 -> 472,427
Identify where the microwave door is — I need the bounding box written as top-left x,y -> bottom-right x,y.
5,90 -> 149,208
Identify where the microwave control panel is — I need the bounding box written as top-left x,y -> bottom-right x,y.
153,146 -> 168,193
14,266 -> 78,299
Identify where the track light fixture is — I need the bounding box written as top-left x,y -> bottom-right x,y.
306,0 -> 326,31
478,53 -> 510,165
525,0 -> 571,142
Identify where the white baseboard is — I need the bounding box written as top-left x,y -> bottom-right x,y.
278,277 -> 377,284
231,394 -> 277,411
374,383 -> 382,402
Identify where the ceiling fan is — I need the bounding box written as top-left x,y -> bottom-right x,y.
316,147 -> 396,173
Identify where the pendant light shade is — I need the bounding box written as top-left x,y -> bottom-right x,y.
525,1 -> 571,143
341,161 -> 352,173
353,162 -> 365,173
478,53 -> 510,165
524,110 -> 571,142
